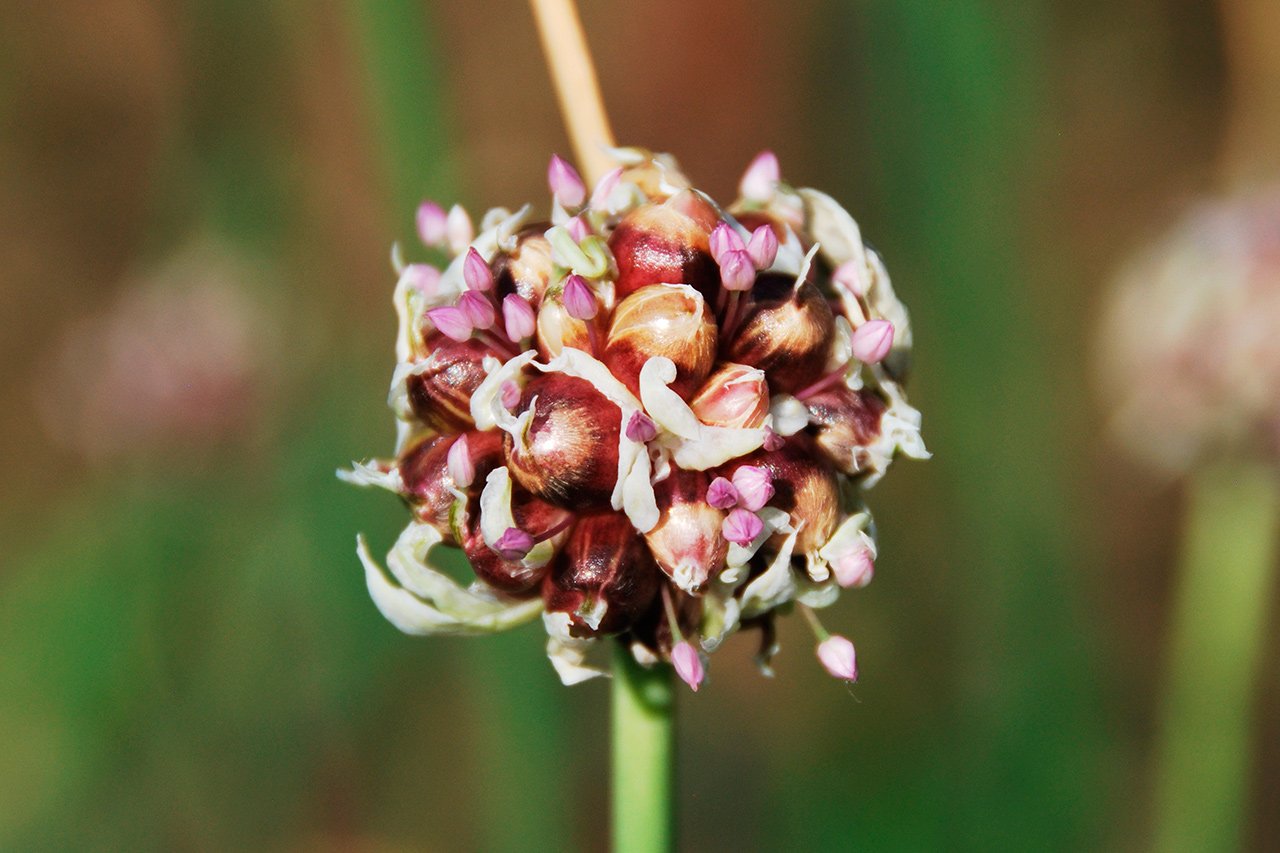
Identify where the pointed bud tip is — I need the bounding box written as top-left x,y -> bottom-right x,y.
463,247 -> 494,292
832,260 -> 866,297
446,435 -> 475,488
548,154 -> 587,208
426,306 -> 473,342
502,294 -> 536,341
719,249 -> 756,292
851,319 -> 894,364
747,225 -> 779,270
740,151 -> 780,202
458,290 -> 496,329
590,166 -> 623,209
446,204 -> 474,254
817,635 -> 858,681
831,546 -> 875,588
562,274 -> 598,320
710,222 -> 746,263
671,641 -> 705,692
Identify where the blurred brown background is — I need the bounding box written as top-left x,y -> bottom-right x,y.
1,0 -> 1277,850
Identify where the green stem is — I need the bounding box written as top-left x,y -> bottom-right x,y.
612,641 -> 675,853
1154,460 -> 1280,853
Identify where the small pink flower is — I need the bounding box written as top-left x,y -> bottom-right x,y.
746,225 -> 778,270
705,477 -> 739,509
562,274 -> 598,320
403,263 -> 442,297
493,527 -> 535,561
739,150 -> 780,203
731,465 -> 774,511
503,294 -> 536,341
426,306 -> 473,342
830,543 -> 875,589
851,319 -> 894,364
719,249 -> 756,292
671,641 -> 705,692
832,260 -> 866,297
548,154 -> 587,208
416,201 -> 448,246
447,434 -> 475,488
590,166 -> 623,209
458,291 -> 496,329
817,635 -> 858,681
722,508 -> 763,545
463,247 -> 494,292
446,204 -> 474,254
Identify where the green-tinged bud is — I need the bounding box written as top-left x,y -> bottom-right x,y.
541,511 -> 661,636
726,274 -> 835,394
804,385 -> 887,475
604,284 -> 717,398
407,333 -> 505,433
607,192 -> 721,301
644,469 -> 727,592
504,373 -> 621,507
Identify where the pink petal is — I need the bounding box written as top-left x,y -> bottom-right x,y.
722,508 -> 763,545
705,477 -> 740,509
426,306 -> 473,342
850,319 -> 894,364
817,635 -> 858,681
548,154 -> 587,208
671,641 -> 705,692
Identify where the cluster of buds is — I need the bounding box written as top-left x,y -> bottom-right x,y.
1099,188 -> 1280,474
343,148 -> 928,688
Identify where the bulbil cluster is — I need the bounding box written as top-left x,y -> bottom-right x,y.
344,148 -> 928,688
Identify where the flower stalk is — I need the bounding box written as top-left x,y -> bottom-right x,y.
612,641 -> 675,853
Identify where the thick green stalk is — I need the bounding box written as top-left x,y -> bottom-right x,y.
612,642 -> 675,853
1154,461 -> 1280,852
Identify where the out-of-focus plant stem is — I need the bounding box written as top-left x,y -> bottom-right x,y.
612,641 -> 674,853
528,0 -> 616,182
1154,461 -> 1279,853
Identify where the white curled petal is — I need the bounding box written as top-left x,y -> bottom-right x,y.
357,528 -> 543,636
639,357 -> 701,439
698,582 -> 742,652
769,394 -> 810,436
739,522 -> 805,619
470,350 -> 537,431
478,467 -> 515,549
612,415 -> 643,510
336,460 -> 404,494
543,613 -> 610,685
621,444 -> 659,533
827,316 -> 855,372
796,581 -> 839,610
538,347 -> 641,410
665,426 -> 767,471
818,510 -> 877,563
799,188 -> 869,271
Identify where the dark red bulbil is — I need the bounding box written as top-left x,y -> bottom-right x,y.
725,274 -> 835,394
407,333 -> 503,432
608,193 -> 721,302
804,385 -> 887,476
457,490 -> 575,595
399,430 -> 504,542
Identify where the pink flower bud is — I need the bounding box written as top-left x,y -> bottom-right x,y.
739,150 -> 780,203
690,362 -> 770,429
446,204 -> 473,254
746,225 -> 779,270
705,477 -> 739,509
458,291 -> 495,329
832,260 -> 866,297
416,201 -> 448,246
850,319 -> 894,364
817,635 -> 858,681
500,380 -> 521,410
590,166 -> 623,209
562,274 -> 598,320
446,433 -> 475,488
722,444 -> 839,555
459,489 -> 572,593
722,508 -> 763,545
493,526 -> 536,561
548,154 -> 587,208
425,306 -> 473,342
709,222 -> 746,263
403,263 -> 443,297
565,215 -> 591,243
731,465 -> 774,511
463,247 -> 494,292
830,543 -> 875,589
503,294 -> 537,341
671,641 -> 704,692
625,411 -> 658,443
718,249 -> 756,292
762,428 -> 786,451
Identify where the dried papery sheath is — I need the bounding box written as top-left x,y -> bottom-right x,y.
344,148 -> 928,686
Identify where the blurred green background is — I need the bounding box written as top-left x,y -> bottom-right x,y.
2,1 -> 1276,850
